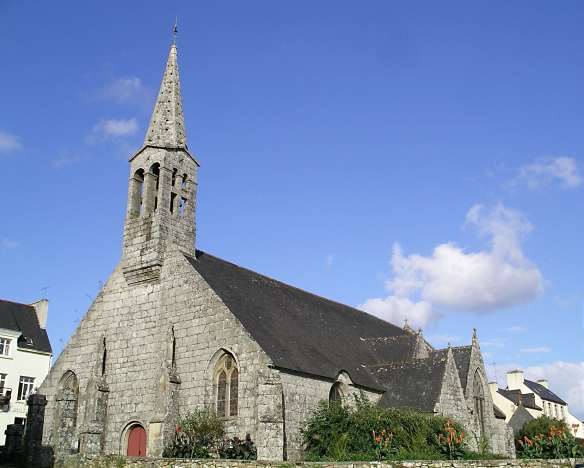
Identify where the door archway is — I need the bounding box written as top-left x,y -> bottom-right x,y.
126,424 -> 147,457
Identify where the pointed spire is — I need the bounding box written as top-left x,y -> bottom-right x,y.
472,328 -> 479,346
144,42 -> 187,150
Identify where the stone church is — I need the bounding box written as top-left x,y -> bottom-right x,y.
38,42 -> 514,461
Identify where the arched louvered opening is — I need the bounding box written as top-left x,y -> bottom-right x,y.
129,169 -> 145,217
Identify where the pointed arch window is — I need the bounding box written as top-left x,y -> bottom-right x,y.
329,383 -> 343,403
473,369 -> 485,436
214,353 -> 239,418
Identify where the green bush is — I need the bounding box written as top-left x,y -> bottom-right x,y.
163,409 -> 225,458
301,396 -> 470,461
218,434 -> 258,460
516,415 -> 583,459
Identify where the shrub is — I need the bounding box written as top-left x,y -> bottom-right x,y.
301,396 -> 469,461
218,434 -> 258,460
163,409 -> 225,458
516,415 -> 583,459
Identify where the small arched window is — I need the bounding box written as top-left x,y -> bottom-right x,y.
473,369 -> 485,435
171,168 -> 178,187
329,383 -> 343,403
214,353 -> 239,418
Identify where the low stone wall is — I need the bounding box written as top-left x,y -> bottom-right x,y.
55,455 -> 584,468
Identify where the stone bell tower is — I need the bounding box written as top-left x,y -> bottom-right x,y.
122,42 -> 199,285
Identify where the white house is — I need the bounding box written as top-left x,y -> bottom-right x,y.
0,299 -> 52,444
489,369 -> 584,440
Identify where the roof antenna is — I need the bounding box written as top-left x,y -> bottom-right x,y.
173,17 -> 178,45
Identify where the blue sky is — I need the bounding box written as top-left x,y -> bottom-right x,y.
0,1 -> 582,417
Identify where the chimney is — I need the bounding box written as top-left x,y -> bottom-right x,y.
488,381 -> 499,395
537,379 -> 549,389
507,369 -> 524,391
30,299 -> 48,329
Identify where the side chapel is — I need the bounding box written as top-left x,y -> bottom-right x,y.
38,41 -> 515,461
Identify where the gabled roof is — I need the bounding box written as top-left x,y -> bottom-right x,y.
0,300 -> 51,354
362,335 -> 419,363
187,251 -> 408,390
524,379 -> 567,405
451,346 -> 472,391
371,350 -> 449,412
498,388 -> 542,410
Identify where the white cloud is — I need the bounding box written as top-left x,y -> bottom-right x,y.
92,118 -> 138,139
520,346 -> 551,353
0,239 -> 19,249
98,77 -> 151,105
52,154 -> 86,168
488,361 -> 584,420
388,204 -> 543,311
359,296 -> 434,329
0,131 -> 22,154
359,204 -> 543,328
481,340 -> 505,348
325,254 -> 334,269
516,157 -> 582,189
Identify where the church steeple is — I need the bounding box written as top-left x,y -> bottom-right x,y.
144,44 -> 187,150
121,40 -> 199,286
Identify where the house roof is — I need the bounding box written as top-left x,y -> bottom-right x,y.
498,389 -> 542,410
371,350 -> 449,412
524,379 -> 567,406
0,300 -> 52,354
187,251 -> 408,391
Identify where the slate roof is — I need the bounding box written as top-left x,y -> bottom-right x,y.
371,350 -> 449,412
498,389 -> 542,410
524,380 -> 567,405
0,300 -> 52,354
493,404 -> 506,420
451,346 -> 472,391
362,335 -> 420,364
187,251 -> 408,391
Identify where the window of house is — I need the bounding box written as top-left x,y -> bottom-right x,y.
214,353 -> 239,418
17,376 -> 34,401
0,374 -> 6,392
0,338 -> 11,356
14,417 -> 25,426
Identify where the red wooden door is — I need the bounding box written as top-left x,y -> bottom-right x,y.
127,425 -> 147,457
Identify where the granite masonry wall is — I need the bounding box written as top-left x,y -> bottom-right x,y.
280,371 -> 382,461
38,244 -> 279,460
55,455 -> 584,468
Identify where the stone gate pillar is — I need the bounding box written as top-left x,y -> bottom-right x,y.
4,423 -> 24,458
24,393 -> 47,467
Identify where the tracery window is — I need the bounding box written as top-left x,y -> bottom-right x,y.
473,369 -> 485,436
214,353 -> 239,418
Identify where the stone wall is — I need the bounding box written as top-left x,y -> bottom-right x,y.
38,245 -> 277,460
280,371 -> 382,461
55,454 -> 584,468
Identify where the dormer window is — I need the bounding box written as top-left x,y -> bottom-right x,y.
0,338 -> 11,356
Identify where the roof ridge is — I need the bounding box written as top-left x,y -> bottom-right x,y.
0,298 -> 34,308
191,250 -> 405,336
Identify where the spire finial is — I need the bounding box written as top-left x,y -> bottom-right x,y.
173,17 -> 178,44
